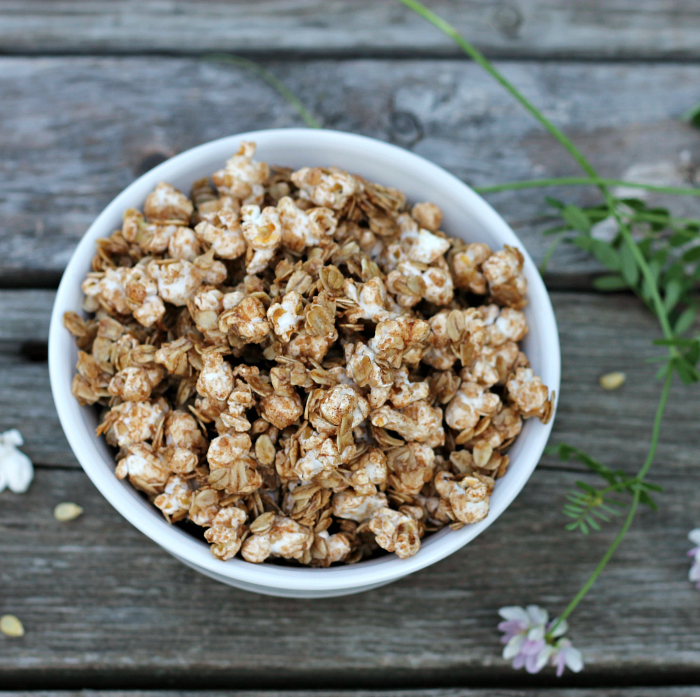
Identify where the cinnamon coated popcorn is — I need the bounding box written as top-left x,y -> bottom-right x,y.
65,142 -> 553,565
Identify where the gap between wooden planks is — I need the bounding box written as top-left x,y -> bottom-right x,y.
2,57 -> 700,285
2,0 -> 700,60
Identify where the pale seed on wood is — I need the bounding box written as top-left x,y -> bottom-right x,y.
600,372 -> 626,390
54,502 -> 84,522
0,615 -> 24,637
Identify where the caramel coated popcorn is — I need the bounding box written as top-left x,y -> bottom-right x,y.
65,142 -> 553,566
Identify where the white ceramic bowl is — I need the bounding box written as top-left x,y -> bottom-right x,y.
49,128 -> 560,598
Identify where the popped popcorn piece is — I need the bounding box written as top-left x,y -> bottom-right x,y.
154,475 -> 193,522
411,201 -> 443,232
108,364 -> 164,402
144,182 -> 193,223
506,367 -> 554,422
188,487 -> 221,527
115,443 -> 170,495
294,432 -> 342,480
204,507 -> 247,560
346,342 -> 394,409
370,400 -> 444,445
260,368 -> 303,429
308,384 -> 369,436
389,368 -> 430,409
484,306 -> 528,346
386,442 -> 436,496
369,507 -> 421,559
344,277 -> 399,324
168,226 -> 201,261
241,205 -> 282,274
483,245 -> 528,309
219,296 -> 270,344
0,430 -> 33,494
196,352 -> 234,402
332,491 -> 388,522
207,433 -> 262,495
278,196 -> 337,253
194,219 -> 246,260
241,515 -> 313,563
267,291 -> 304,343
398,213 -> 451,264
435,471 -> 490,524
349,447 -> 388,495
451,242 -> 492,294
291,166 -> 361,210
212,142 -> 270,203
100,399 -> 168,449
422,308 -> 485,371
445,382 -> 501,433
147,259 -> 203,306
369,316 -> 430,369
314,530 -> 352,565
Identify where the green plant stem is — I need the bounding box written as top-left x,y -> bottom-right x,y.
475,177 -> 700,198
399,0 -> 680,637
203,54 -> 322,129
397,0 -> 672,340
398,0 -> 600,185
548,369 -> 673,634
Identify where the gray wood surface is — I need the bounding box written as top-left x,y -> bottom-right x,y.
3,288 -> 697,474
2,57 -> 700,286
2,462 -> 699,684
3,1 -> 700,60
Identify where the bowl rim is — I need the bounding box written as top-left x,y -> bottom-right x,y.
49,127 -> 560,592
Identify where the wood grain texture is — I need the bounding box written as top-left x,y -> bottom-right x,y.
1,462 -> 699,687
2,57 -> 700,285
2,1 -> 700,59
2,289 -> 698,474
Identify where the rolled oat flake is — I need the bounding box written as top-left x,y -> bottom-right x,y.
0,614 -> 25,637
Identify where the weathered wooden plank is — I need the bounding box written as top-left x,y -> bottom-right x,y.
2,57 -> 699,285
1,462 -> 699,686
3,1 -> 700,60
1,289 -> 697,474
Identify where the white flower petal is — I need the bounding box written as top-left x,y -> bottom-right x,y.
564,646 -> 584,673
526,604 -> 549,626
0,429 -> 24,447
498,606 -> 529,623
689,529 -> 700,545
531,645 -> 554,673
527,625 -> 545,642
689,563 -> 700,582
503,633 -> 525,660
548,618 -> 569,638
0,466 -> 7,493
2,449 -> 33,494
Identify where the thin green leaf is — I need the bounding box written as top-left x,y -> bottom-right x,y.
663,279 -> 683,312
591,240 -> 621,271
619,243 -> 639,286
563,205 -> 592,233
593,275 -> 628,291
675,307 -> 697,335
682,246 -> 700,263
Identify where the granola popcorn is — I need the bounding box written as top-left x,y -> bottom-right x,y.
66,144 -> 553,565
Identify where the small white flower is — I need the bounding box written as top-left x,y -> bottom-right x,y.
498,605 -> 583,676
687,529 -> 700,589
0,429 -> 34,494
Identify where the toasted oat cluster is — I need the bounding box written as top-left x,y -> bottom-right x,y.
64,142 -> 553,565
